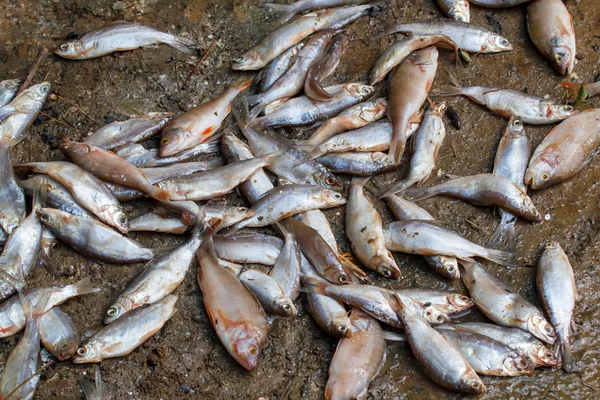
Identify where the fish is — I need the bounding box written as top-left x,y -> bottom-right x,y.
20,175 -> 94,219
264,0 -> 371,24
470,0 -> 534,6
0,79 -> 20,107
381,195 -> 460,279
157,152 -> 281,201
0,82 -> 50,147
381,101 -> 447,196
247,31 -> 333,120
73,295 -> 178,363
370,35 -> 457,85
39,208 -> 155,264
55,22 -> 200,59
436,327 -> 534,376
384,220 -> 517,267
460,259 -> 556,344
197,239 -> 268,370
284,217 -> 350,284
305,33 -> 349,102
128,210 -> 188,234
83,112 -> 174,150
220,131 -> 274,204
260,43 -> 304,92
0,294 -> 48,400
0,186 -> 44,301
0,278 -> 100,339
269,229 -> 302,302
317,152 -> 397,176
305,98 -> 389,146
438,85 -> 577,124
324,309 -> 386,400
309,121 -> 395,157
160,79 -> 252,156
105,219 -> 221,324
378,20 -> 512,53
297,210 -> 339,253
404,173 -> 542,223
213,233 -> 283,266
15,161 -> 128,233
436,0 -> 470,22
0,145 -> 25,235
39,307 -> 80,360
251,83 -> 374,128
233,4 -> 383,70
537,241 -> 578,372
525,108 -> 600,189
78,366 -> 103,400
388,46 -> 439,165
451,322 -> 558,367
140,160 -> 223,184
390,293 -> 486,394
60,139 -> 173,203
488,117 -> 530,252
118,135 -> 221,167
239,269 -> 297,317
527,0 -> 576,75
229,184 -> 346,231
346,177 -> 400,279
302,277 -> 450,328
396,288 -> 473,316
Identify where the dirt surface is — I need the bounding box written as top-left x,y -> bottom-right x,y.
1,0 -> 599,399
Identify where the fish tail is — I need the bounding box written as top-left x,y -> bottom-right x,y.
260,149 -> 285,166
372,23 -> 408,40
70,277 -> 102,296
165,34 -> 201,55
245,94 -> 260,107
486,217 -> 517,253
437,85 -> 464,98
483,248 -> 517,267
223,210 -> 254,236
201,132 -> 223,154
299,275 -> 329,296
262,3 -> 296,24
149,186 -> 173,203
402,186 -> 437,202
559,341 -> 579,373
351,176 -> 371,188
380,330 -> 406,342
233,77 -> 253,93
78,365 -> 102,400
305,77 -> 334,102
232,98 -> 250,130
377,179 -> 412,199
32,175 -> 48,210
247,102 -> 266,122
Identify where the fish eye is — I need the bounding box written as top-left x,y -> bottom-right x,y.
119,215 -> 127,224
564,105 -> 573,111
161,137 -> 169,144
545,351 -> 554,359
338,325 -> 347,333
60,43 -> 70,51
436,315 -> 444,323
544,325 -> 553,333
237,207 -> 248,212
325,177 -> 336,185
282,304 -> 291,312
381,269 -> 392,278
555,54 -> 563,62
338,275 -> 348,284
541,173 -> 550,181
41,86 -> 50,93
77,347 -> 88,356
447,266 -> 455,272
234,57 -> 245,63
513,120 -> 522,127
460,295 -> 469,302
470,381 -> 480,389
40,214 -> 49,223
248,345 -> 258,356
333,192 -> 342,200
425,310 -> 432,317
63,145 -> 71,150
500,39 -> 508,46
107,307 -> 118,317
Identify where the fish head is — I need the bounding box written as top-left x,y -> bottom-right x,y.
372,253 -> 401,280
432,256 -> 460,280
232,52 -> 261,70
331,315 -> 356,338
549,103 -> 577,120
459,370 -> 486,395
451,2 -> 470,23
233,336 -> 262,370
73,341 -> 102,363
0,79 -> 20,92
502,353 -> 534,376
447,294 -> 474,313
26,82 -> 52,103
333,269 -> 350,285
505,117 -> 525,137
59,138 -> 88,158
321,189 -> 346,207
55,338 -> 78,361
528,342 -> 559,367
55,40 -> 85,59
105,205 -> 129,234
345,83 -> 375,99
550,36 -> 575,75
38,208 -> 67,230
422,305 -> 450,325
520,191 -> 543,222
274,296 -> 297,317
527,313 -> 556,344
487,34 -> 513,52
524,152 -> 559,190
104,298 -> 134,324
159,127 -> 186,157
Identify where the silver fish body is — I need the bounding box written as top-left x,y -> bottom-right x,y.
213,233 -> 283,266
39,307 -> 80,360
0,83 -> 50,147
239,269 -> 297,317
318,152 -> 397,176
270,231 -> 302,301
0,79 -> 20,107
0,145 -> 25,234
21,175 -> 94,219
260,43 -> 304,92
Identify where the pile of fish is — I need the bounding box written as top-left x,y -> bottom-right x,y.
0,0 -> 597,398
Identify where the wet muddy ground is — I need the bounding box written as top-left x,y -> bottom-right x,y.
1,0 -> 599,398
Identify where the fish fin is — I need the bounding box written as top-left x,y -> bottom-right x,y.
197,216 -> 227,243
486,218 -> 517,253
78,365 -> 103,400
558,341 -> 580,373
247,102 -> 266,122
299,275 -> 329,295
436,86 -> 464,98
233,78 -> 253,92
19,291 -> 51,322
0,252 -> 26,292
150,187 -> 173,203
484,248 -> 517,268
380,330 -> 406,342
0,104 -> 15,122
70,277 -> 102,296
165,35 -> 201,55
245,94 -> 260,107
338,252 -> 368,280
